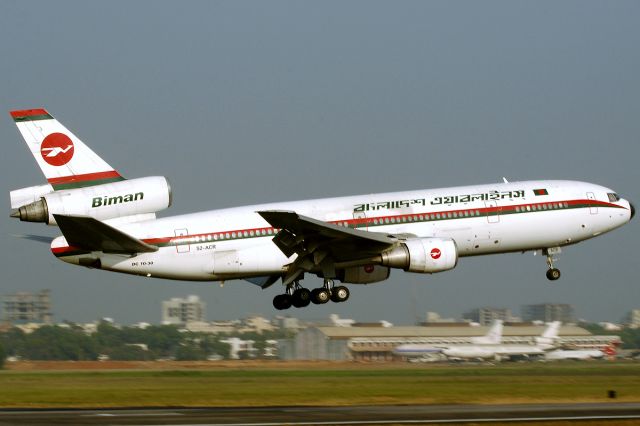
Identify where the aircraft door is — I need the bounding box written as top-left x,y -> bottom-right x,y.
353,211 -> 368,231
586,192 -> 598,214
174,228 -> 190,253
485,201 -> 500,223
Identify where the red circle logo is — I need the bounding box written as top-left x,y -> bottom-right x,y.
430,248 -> 441,259
40,133 -> 74,166
364,264 -> 375,273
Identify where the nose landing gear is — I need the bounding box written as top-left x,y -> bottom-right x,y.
543,247 -> 561,281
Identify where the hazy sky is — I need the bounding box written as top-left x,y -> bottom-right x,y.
1,1 -> 638,325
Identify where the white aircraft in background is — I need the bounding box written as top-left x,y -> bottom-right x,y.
9,109 -> 635,310
440,321 -> 560,361
545,346 -> 615,361
394,321 -> 561,361
392,320 -> 503,358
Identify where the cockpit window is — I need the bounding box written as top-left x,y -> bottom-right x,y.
607,193 -> 620,202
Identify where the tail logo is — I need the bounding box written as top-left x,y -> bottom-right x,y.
41,133 -> 74,166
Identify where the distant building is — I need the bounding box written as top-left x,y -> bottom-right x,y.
330,314 -> 355,327
424,312 -> 457,323
623,309 -> 640,329
185,320 -> 237,334
274,316 -> 303,331
162,295 -> 205,325
240,315 -> 275,334
221,337 -> 257,359
283,324 -> 616,361
522,304 -> 575,323
2,289 -> 52,324
463,307 -> 514,325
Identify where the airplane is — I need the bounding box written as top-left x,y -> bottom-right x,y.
392,319 -> 503,358
440,321 -> 560,361
544,348 -> 605,361
393,321 -> 561,361
544,342 -> 617,361
8,108 -> 635,310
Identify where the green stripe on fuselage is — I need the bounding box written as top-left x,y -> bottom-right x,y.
51,176 -> 126,190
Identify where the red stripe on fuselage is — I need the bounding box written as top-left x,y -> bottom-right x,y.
51,245 -> 84,255
52,199 -> 628,255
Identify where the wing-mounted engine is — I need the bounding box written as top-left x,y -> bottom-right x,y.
380,237 -> 458,273
11,176 -> 172,226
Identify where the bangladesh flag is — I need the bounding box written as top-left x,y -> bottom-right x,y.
534,189 -> 548,196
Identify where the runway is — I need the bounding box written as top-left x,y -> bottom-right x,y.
1,402 -> 640,425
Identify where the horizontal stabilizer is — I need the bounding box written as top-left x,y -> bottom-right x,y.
54,214 -> 157,254
11,234 -> 55,244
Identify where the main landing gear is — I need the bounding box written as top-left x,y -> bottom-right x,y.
543,247 -> 561,281
273,279 -> 350,310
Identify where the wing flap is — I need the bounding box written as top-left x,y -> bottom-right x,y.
259,210 -> 394,251
258,210 -> 396,285
54,214 -> 157,254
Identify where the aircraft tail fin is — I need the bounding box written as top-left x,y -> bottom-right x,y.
53,214 -> 157,255
541,321 -> 561,339
10,108 -> 124,190
535,321 -> 561,346
471,320 -> 503,344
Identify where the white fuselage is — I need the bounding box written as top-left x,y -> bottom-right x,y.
545,349 -> 605,360
51,180 -> 632,283
394,340 -> 554,360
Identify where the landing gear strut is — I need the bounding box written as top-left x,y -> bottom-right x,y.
543,248 -> 561,281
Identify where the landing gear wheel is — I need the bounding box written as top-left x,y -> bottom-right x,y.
330,286 -> 350,303
543,248 -> 562,282
292,288 -> 311,308
272,294 -> 292,310
311,288 -> 330,304
546,268 -> 561,281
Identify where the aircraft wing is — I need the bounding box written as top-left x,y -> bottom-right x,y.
54,214 -> 158,255
258,210 -> 396,285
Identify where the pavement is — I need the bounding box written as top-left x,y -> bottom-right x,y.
1,402 -> 640,425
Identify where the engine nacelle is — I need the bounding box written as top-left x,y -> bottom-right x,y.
12,176 -> 172,226
10,184 -> 54,209
380,237 -> 458,273
339,265 -> 390,284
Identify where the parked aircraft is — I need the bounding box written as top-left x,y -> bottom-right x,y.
545,349 -> 603,360
9,109 -> 635,310
392,320 -> 503,358
394,321 -> 560,361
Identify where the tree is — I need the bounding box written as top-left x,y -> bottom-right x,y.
0,328 -> 26,358
106,345 -> 152,361
175,344 -> 206,361
21,326 -> 98,361
0,342 -> 6,369
199,336 -> 231,359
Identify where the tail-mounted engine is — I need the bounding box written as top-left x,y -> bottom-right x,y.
380,237 -> 458,273
11,176 -> 172,226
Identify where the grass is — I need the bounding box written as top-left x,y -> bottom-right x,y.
0,362 -> 638,408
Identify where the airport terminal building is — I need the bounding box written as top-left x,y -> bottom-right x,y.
279,324 -> 620,361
